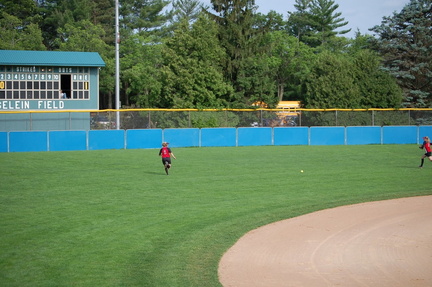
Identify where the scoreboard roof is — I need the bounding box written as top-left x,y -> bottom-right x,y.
0,50 -> 106,67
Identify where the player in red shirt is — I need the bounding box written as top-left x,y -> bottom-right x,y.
159,142 -> 176,175
419,136 -> 432,168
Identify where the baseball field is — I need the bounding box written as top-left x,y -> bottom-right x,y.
0,145 -> 431,286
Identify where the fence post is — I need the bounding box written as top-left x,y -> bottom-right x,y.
299,111 -> 302,127
29,113 -> 32,131
260,110 -> 263,127
335,110 -> 338,126
188,111 -> 191,128
69,112 -> 72,130
372,110 -> 375,126
225,110 -> 228,127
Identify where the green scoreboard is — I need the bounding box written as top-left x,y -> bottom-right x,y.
0,50 -> 105,131
0,66 -> 89,100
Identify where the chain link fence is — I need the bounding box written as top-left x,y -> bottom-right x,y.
3,109 -> 431,131
90,109 -> 432,130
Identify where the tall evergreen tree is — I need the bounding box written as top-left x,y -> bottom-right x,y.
206,0 -> 257,80
0,0 -> 40,24
288,0 -> 350,46
308,0 -> 350,44
120,0 -> 171,36
171,0 -> 205,24
370,0 -> 432,107
89,0 -> 115,45
207,0 -> 269,106
287,0 -> 312,41
38,0 -> 114,50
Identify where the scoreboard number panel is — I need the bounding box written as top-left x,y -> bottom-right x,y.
0,66 -> 90,100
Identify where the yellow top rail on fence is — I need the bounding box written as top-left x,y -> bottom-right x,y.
1,108 -> 432,114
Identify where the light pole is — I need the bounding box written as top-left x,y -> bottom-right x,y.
115,0 -> 120,129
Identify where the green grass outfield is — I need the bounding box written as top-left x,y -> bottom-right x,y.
1,145 -> 431,286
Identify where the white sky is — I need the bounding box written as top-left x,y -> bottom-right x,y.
203,0 -> 411,38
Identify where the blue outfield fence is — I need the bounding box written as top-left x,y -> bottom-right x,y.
2,126 -> 432,153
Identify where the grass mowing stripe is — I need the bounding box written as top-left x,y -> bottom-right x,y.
0,145 -> 430,286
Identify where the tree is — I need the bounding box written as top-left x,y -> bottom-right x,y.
0,0 -> 40,24
159,16 -> 233,108
206,0 -> 260,88
89,0 -> 115,45
171,0 -> 205,24
369,0 -> 432,107
352,50 -> 403,108
288,0 -> 350,47
0,11 -> 45,50
120,0 -> 171,37
236,54 -> 278,107
254,11 -> 286,32
57,20 -> 109,52
121,34 -> 163,108
287,0 -> 312,41
263,31 -> 316,102
302,51 -> 360,108
38,0 -> 97,49
0,0 -> 45,50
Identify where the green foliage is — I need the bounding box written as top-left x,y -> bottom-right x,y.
121,35 -> 164,108
370,0 -> 432,107
207,0 -> 263,100
302,51 -> 361,108
254,11 -> 286,32
57,20 -> 109,52
38,0 -> 104,49
1,146 -> 430,286
0,11 -> 45,50
189,111 -> 240,128
171,0 -> 205,24
287,0 -> 312,40
120,0 -> 172,37
237,54 -> 278,107
0,0 -> 425,111
120,110 -> 242,129
160,16 -> 233,108
373,110 -> 413,126
352,50 -> 403,108
148,111 -> 191,128
0,0 -> 40,23
288,0 -> 350,47
300,48 -> 403,110
265,31 -> 316,101
300,110 -> 412,126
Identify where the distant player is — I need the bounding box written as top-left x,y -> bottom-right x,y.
159,142 -> 176,175
419,136 -> 432,168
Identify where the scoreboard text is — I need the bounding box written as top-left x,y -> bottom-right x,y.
0,66 -> 90,110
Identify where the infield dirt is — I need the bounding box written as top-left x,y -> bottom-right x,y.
219,196 -> 432,287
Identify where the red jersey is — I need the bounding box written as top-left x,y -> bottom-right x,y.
422,141 -> 431,153
159,147 -> 171,158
